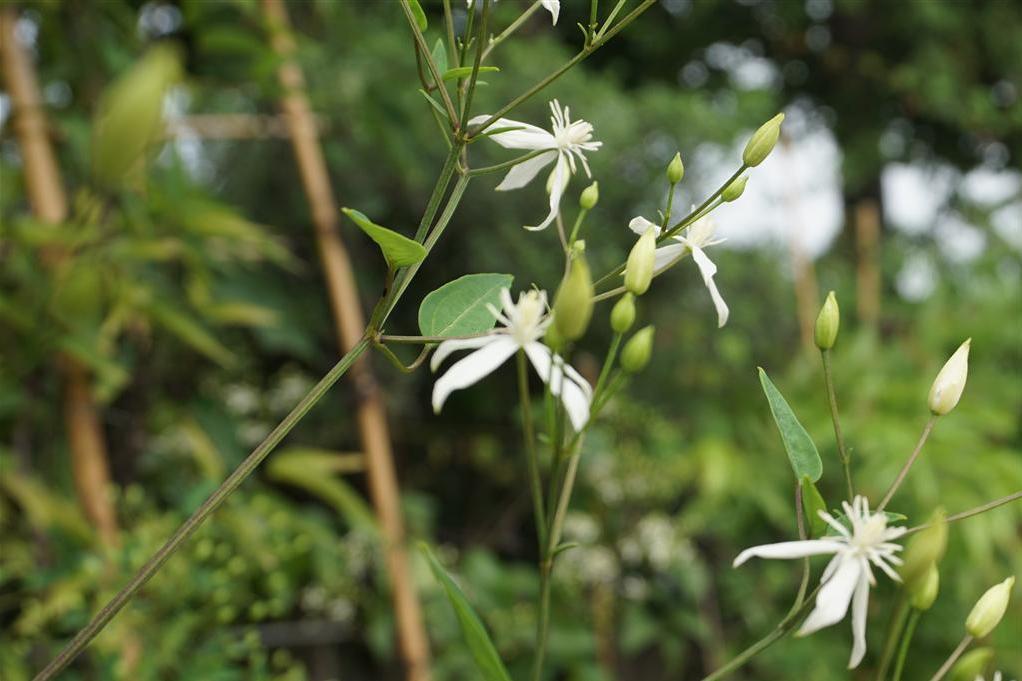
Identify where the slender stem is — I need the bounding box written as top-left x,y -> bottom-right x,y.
379,332 -> 490,344
518,351 -> 547,547
875,597 -> 910,681
595,0 -> 628,39
567,208 -> 588,246
374,342 -> 431,374
661,182 -> 676,231
587,0 -> 599,45
481,1 -> 541,61
33,339 -> 372,681
458,1 -> 475,68
413,144 -> 462,242
786,482 -> 811,619
594,334 -> 622,397
532,560 -> 553,681
400,0 -> 459,127
928,635 -> 973,681
904,490 -> 1022,535
459,0 -> 489,130
821,349 -> 854,501
442,0 -> 457,66
877,415 -> 938,512
466,147 -> 550,176
661,167 -> 746,240
891,608 -> 921,681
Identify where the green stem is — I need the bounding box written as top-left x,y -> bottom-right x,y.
567,208 -> 588,246
904,490 -> 1022,535
891,608 -> 921,681
876,597 -> 910,681
442,0 -> 457,66
595,0 -> 628,39
594,333 -> 622,397
928,635 -> 973,681
458,0 -> 490,130
518,351 -> 547,547
481,1 -> 542,61
877,415 -> 938,512
379,332 -> 490,344
33,338 -> 372,681
821,349 -> 854,501
412,145 -> 462,243
374,342 -> 431,374
401,0 -> 459,126
532,560 -> 553,681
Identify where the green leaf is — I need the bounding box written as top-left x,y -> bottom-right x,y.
418,89 -> 450,120
342,208 -> 425,269
800,475 -> 828,538
418,273 -> 513,337
420,543 -> 512,681
431,38 -> 448,74
441,66 -> 501,81
758,368 -> 823,482
408,0 -> 428,31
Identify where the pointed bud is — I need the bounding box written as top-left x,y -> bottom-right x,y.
611,293 -> 636,334
948,648 -> 994,681
909,564 -> 940,611
928,339 -> 971,415
620,326 -> 654,373
625,228 -> 657,296
667,152 -> 685,184
552,252 -> 594,341
721,175 -> 748,202
742,113 -> 785,167
965,576 -> 1015,638
800,476 -> 828,538
580,181 -> 599,210
899,508 -> 948,586
814,291 -> 840,350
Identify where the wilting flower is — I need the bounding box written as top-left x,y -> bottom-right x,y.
733,496 -> 907,669
627,214 -> 729,327
469,100 -> 601,231
431,288 -> 592,430
467,0 -> 560,24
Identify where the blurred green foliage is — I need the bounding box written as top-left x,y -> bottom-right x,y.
1,1 -> 1019,679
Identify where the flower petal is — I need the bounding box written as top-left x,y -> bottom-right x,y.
848,568 -> 871,669
525,153 -> 569,231
685,241 -> 730,327
467,115 -> 556,150
653,243 -> 686,274
797,555 -> 861,636
540,0 -> 560,24
430,335 -> 500,372
524,342 -> 591,430
628,216 -> 661,237
495,150 -> 558,191
732,539 -> 842,567
432,337 -> 518,413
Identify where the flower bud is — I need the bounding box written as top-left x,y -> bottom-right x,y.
625,228 -> 657,296
721,175 -> 748,202
667,152 -> 685,184
909,564 -> 940,611
611,293 -> 636,334
814,291 -> 840,350
580,181 -> 599,210
800,476 -> 828,538
965,576 -> 1014,638
928,339 -> 971,416
899,508 -> 947,586
948,648 -> 994,681
620,326 -> 654,373
742,113 -> 785,167
552,253 -> 594,341
544,321 -> 566,352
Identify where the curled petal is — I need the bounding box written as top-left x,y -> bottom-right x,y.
524,342 -> 591,430
797,556 -> 862,636
628,216 -> 661,237
430,335 -> 499,372
432,337 -> 518,413
848,569 -> 871,669
653,242 -> 687,275
525,153 -> 569,231
733,539 -> 842,567
540,0 -> 560,24
684,241 -> 730,327
495,150 -> 558,191
467,115 -> 556,150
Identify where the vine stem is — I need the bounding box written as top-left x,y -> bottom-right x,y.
904,490 -> 1022,535
928,635 -> 973,681
481,1 -> 542,61
33,339 -> 372,681
875,596 -> 910,681
518,351 -> 547,547
400,0 -> 458,126
877,415 -> 938,512
891,608 -> 921,681
821,349 -> 854,501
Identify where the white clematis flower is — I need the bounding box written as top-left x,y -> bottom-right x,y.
469,100 -> 601,231
627,214 -> 730,327
431,288 -> 593,430
467,0 -> 560,24
733,496 -> 907,669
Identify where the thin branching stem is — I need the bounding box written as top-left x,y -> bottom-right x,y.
400,0 -> 459,126
821,349 -> 854,501
891,608 -> 921,681
928,635 -> 973,681
459,0 -> 490,130
482,1 -> 542,61
904,490 -> 1022,535
518,351 -> 548,547
877,415 -> 938,511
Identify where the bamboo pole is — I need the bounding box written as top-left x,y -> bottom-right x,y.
855,198 -> 881,330
778,136 -> 819,348
1,5 -> 120,549
261,2 -> 432,679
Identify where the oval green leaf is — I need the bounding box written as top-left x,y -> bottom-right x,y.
342,208 -> 425,269
420,543 -> 512,681
441,66 -> 501,81
758,368 -> 823,482
408,0 -> 428,31
418,273 -> 513,337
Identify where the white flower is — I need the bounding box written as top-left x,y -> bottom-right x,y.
467,0 -> 560,24
469,100 -> 601,231
627,213 -> 730,327
431,288 -> 592,430
976,673 -> 1014,681
733,496 -> 907,669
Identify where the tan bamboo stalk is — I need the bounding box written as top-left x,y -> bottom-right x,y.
779,136 -> 819,348
261,2 -> 431,679
855,198 -> 881,330
1,6 -> 120,549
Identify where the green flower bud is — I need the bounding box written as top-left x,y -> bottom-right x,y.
742,113 -> 785,167
899,508 -> 947,586
667,152 -> 685,184
611,293 -> 636,334
553,254 -> 594,341
580,181 -> 599,210
800,475 -> 828,538
721,175 -> 748,202
620,326 -> 654,373
92,44 -> 182,188
625,228 -> 657,296
909,564 -> 940,611
928,339 -> 971,416
965,576 -> 1014,638
814,291 -> 840,350
948,648 -> 994,681
544,322 -> 565,352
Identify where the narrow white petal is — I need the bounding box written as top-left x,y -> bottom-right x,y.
628,216 -> 661,237
686,242 -> 730,327
430,335 -> 499,371
559,357 -> 594,400
848,570 -> 871,668
495,151 -> 557,191
797,556 -> 861,636
652,243 -> 686,274
467,115 -> 556,150
732,539 -> 842,567
432,337 -> 518,413
525,154 -> 569,231
559,374 -> 591,430
523,343 -> 591,430
540,0 -> 559,24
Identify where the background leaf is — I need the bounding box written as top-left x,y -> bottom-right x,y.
758,368 -> 823,482
342,208 -> 425,269
418,273 -> 514,337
